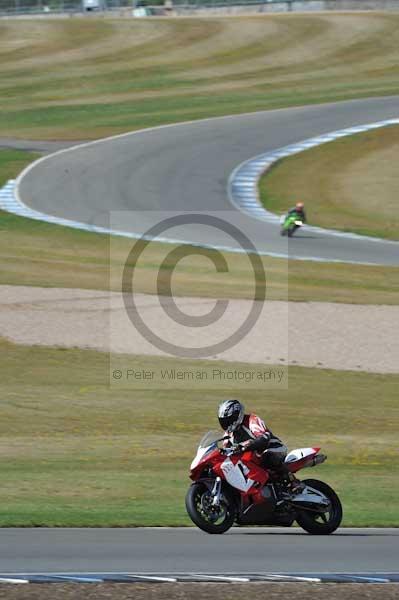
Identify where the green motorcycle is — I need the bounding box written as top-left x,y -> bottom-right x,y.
280,212 -> 304,237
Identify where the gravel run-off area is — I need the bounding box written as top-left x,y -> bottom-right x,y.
0,583 -> 398,600
1,285 -> 398,373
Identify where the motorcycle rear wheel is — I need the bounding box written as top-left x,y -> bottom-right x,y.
185,482 -> 236,534
296,478 -> 343,535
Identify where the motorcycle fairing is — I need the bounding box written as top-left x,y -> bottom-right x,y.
190,444 -> 214,470
220,458 -> 255,492
285,447 -> 320,472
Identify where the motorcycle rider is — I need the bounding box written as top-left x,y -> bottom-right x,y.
287,201 -> 306,223
218,399 -> 300,494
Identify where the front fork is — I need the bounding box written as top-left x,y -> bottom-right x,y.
211,476 -> 222,507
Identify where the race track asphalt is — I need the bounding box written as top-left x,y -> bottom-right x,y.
0,528 -> 398,574
18,96 -> 399,265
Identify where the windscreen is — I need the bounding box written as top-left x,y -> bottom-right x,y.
198,430 -> 225,449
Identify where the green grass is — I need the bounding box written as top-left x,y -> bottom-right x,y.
0,149 -> 40,188
1,149 -> 398,304
0,337 -> 398,526
259,125 -> 399,241
2,14 -> 399,139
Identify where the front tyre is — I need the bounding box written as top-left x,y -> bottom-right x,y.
296,479 -> 343,535
185,482 -> 236,534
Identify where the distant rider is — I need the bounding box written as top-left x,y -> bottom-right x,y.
218,399 -> 300,494
287,201 -> 306,223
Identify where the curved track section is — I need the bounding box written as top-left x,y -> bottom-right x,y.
17,97 -> 399,265
229,117 -> 399,242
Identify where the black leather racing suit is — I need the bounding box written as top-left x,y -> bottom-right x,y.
225,413 -> 288,475
287,207 -> 307,223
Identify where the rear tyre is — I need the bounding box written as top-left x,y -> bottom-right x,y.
185,482 -> 236,534
296,479 -> 343,535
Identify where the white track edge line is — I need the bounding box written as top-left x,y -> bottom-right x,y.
193,574 -> 250,582
0,180 -> 386,266
127,575 -> 177,582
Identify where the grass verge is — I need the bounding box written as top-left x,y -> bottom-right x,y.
0,337 -> 398,527
259,125 -> 399,240
2,14 -> 399,139
0,149 -> 40,188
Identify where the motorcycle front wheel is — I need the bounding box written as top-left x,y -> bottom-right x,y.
185,482 -> 236,534
296,478 -> 343,535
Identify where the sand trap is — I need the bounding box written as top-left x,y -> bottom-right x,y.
0,285 -> 398,373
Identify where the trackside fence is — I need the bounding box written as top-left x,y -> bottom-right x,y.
1,0 -> 398,18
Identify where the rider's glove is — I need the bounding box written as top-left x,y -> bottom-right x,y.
239,440 -> 252,451
230,443 -> 243,454
231,442 -> 251,453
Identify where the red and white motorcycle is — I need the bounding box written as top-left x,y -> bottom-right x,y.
186,431 -> 342,535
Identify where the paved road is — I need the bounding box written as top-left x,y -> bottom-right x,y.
0,528 -> 398,573
18,96 -> 399,265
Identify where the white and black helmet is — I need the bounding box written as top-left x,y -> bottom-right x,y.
218,399 -> 244,433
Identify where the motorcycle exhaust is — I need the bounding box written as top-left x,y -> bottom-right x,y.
311,454 -> 327,467
290,500 -> 331,513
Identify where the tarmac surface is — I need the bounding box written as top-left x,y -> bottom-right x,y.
17,96 -> 399,265
0,528 -> 398,574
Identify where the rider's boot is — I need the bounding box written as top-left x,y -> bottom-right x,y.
286,472 -> 304,494
274,467 -> 304,500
